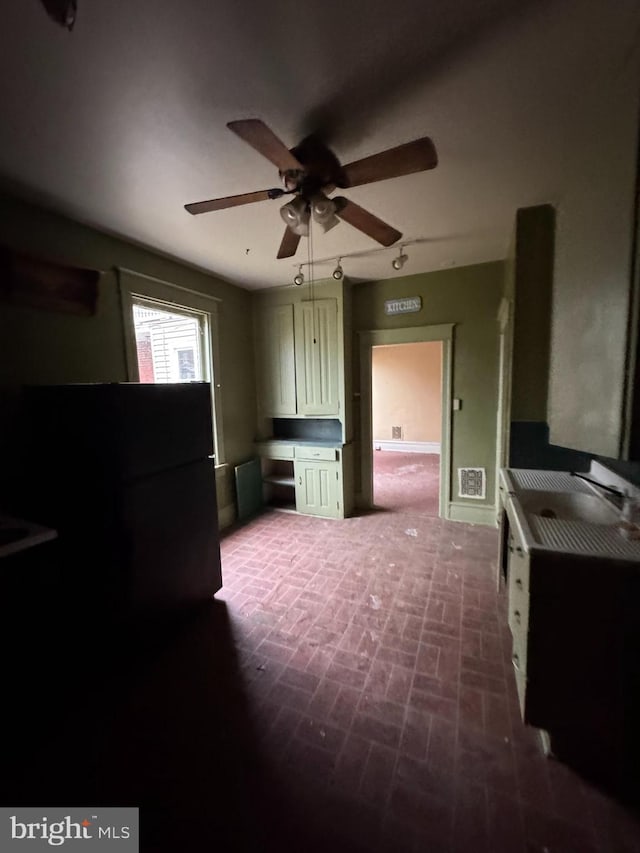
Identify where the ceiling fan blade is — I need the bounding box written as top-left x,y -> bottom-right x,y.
277,227 -> 301,259
227,119 -> 303,172
334,198 -> 401,246
185,188 -> 284,215
339,137 -> 437,188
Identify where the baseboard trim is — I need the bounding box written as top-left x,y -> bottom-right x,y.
218,502 -> 236,531
447,502 -> 498,526
373,440 -> 440,454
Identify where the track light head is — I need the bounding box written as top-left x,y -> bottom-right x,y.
293,266 -> 304,286
392,248 -> 408,271
332,259 -> 343,280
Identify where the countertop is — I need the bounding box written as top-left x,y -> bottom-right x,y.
256,438 -> 345,448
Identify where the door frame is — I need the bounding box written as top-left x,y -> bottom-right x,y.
495,297 -> 513,480
358,323 -> 454,518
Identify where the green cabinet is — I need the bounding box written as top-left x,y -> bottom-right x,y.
255,295 -> 340,418
294,458 -> 340,518
256,441 -> 353,519
256,304 -> 297,416
294,299 -> 339,416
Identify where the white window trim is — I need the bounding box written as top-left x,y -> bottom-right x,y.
117,267 -> 225,464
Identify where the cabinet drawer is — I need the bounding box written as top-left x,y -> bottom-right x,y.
256,442 -> 295,460
508,584 -> 529,638
295,445 -> 338,461
508,551 -> 529,597
511,625 -> 528,676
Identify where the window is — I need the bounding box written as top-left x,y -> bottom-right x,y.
118,268 -> 225,463
177,348 -> 196,381
131,302 -> 204,384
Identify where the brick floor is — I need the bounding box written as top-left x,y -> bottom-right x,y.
218,508 -> 640,853
6,505 -> 639,852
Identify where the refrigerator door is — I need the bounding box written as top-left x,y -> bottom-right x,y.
120,457 -> 222,616
25,382 -> 214,479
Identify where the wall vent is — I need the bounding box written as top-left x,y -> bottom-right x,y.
392,426 -> 402,439
458,468 -> 486,499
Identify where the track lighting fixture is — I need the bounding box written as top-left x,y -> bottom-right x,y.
293,265 -> 304,286
280,197 -> 310,236
292,237 -> 428,280
392,247 -> 408,271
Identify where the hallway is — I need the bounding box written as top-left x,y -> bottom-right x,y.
373,450 -> 440,516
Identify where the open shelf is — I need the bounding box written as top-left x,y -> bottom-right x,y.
261,458 -> 296,511
263,475 -> 295,487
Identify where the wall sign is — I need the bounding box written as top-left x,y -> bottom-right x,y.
384,296 -> 422,316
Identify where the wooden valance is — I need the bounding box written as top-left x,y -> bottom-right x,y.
0,246 -> 100,316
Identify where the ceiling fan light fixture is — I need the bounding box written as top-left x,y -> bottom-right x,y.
280,197 -> 310,236
293,265 -> 304,286
311,193 -> 339,233
332,259 -> 343,280
40,0 -> 77,30
392,248 -> 408,271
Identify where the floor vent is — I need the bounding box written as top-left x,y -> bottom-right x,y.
458,467 -> 486,499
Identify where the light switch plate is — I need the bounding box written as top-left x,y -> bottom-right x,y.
453,398 -> 462,411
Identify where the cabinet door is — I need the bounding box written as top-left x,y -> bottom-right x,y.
257,304 -> 297,415
294,459 -> 340,518
294,299 -> 339,415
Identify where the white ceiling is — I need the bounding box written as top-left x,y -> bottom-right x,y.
0,1 -> 638,289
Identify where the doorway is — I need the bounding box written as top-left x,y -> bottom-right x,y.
371,341 -> 442,516
358,323 -> 453,519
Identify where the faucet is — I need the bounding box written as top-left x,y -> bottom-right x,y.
569,472 -> 627,509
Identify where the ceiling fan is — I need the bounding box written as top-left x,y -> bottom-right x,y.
184,120 -> 438,259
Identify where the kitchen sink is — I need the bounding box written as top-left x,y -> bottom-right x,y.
516,489 -> 619,526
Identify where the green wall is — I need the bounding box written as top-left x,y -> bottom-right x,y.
0,194 -> 256,524
510,205 -> 555,422
352,261 -> 504,510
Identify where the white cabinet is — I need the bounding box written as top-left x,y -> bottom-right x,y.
503,494 -> 640,786
504,507 -> 531,720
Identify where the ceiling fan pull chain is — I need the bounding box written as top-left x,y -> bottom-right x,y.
308,219 -> 317,344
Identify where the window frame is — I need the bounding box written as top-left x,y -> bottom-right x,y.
118,268 -> 225,464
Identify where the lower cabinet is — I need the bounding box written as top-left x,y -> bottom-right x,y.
504,497 -> 640,789
257,442 -> 351,519
294,459 -> 340,518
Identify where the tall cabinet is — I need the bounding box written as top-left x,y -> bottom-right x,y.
294,299 -> 339,416
258,304 -> 297,416
254,279 -> 350,429
253,279 -> 353,519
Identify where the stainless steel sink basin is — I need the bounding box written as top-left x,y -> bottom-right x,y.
517,490 -> 619,526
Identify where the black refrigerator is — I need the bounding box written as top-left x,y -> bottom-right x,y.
20,382 -> 222,626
